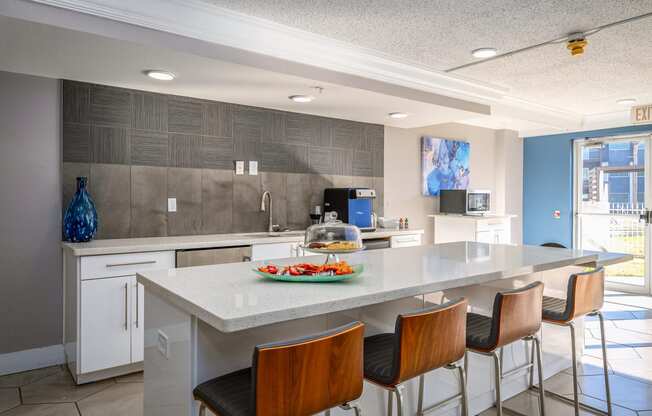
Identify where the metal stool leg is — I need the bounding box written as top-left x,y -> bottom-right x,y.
341,402 -> 363,416
597,311 -> 613,416
529,337 -> 536,388
395,385 -> 406,416
417,375 -> 425,414
492,351 -> 503,416
534,335 -> 546,416
569,321 -> 580,416
458,362 -> 469,416
387,388 -> 393,416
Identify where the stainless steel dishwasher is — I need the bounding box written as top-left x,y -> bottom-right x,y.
176,246 -> 252,267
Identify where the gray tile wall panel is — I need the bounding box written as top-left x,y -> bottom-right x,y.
202,102 -> 233,138
88,85 -> 132,127
63,123 -> 90,163
62,81 -> 384,238
133,92 -> 167,132
90,126 -> 130,165
131,130 -> 169,167
90,164 -> 131,239
168,98 -> 202,134
167,168 -> 202,236
201,169 -> 233,234
169,134 -> 202,168
63,82 -> 89,123
232,174 -> 265,233
202,136 -> 234,169
352,151 -> 373,176
130,166 -> 167,237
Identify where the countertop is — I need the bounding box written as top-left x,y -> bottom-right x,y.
61,229 -> 425,256
136,242 -> 628,333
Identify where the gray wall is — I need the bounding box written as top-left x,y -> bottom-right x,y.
62,81 -> 384,238
0,71 -> 62,354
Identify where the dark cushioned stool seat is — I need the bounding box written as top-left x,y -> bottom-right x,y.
193,368 -> 252,416
363,333 -> 397,386
542,295 -> 570,322
466,313 -> 495,350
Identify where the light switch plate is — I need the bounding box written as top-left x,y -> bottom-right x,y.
235,161 -> 245,175
249,161 -> 258,175
167,198 -> 177,212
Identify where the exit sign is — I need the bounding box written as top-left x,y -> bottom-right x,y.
631,104 -> 652,124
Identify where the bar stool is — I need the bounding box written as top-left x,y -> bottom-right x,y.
465,281 -> 546,416
538,267 -> 611,416
362,298 -> 469,416
193,321 -> 365,416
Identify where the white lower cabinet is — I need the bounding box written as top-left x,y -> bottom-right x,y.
64,250 -> 174,383
80,276 -> 133,373
251,242 -> 304,260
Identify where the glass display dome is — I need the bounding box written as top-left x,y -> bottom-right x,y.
304,220 -> 363,252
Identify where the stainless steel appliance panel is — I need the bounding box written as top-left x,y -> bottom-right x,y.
176,246 -> 252,268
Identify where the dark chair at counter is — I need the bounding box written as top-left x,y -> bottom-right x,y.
465,282 -> 546,416
363,298 -> 469,416
537,267 -> 611,416
193,321 -> 365,416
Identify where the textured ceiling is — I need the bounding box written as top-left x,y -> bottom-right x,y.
204,0 -> 652,117
455,16 -> 652,115
204,0 -> 652,71
0,16 -> 478,128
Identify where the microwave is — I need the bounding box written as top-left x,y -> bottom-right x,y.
440,189 -> 491,216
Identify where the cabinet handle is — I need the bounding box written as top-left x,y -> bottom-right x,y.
107,260 -> 156,268
242,256 -> 251,262
124,282 -> 129,331
135,283 -> 139,329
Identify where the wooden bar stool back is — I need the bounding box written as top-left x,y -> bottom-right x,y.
539,267 -> 611,416
193,321 -> 365,416
465,281 -> 546,416
363,298 -> 469,416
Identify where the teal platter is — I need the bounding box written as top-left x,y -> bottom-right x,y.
253,264 -> 364,283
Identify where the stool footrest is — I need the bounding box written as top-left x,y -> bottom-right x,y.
418,393 -> 462,415
529,385 -> 608,415
501,362 -> 534,380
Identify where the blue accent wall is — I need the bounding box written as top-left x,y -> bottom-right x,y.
523,124 -> 652,248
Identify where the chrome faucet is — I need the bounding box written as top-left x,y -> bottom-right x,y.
260,191 -> 274,233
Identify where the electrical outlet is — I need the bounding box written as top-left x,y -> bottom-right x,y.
157,330 -> 170,359
235,161 -> 245,175
167,198 -> 177,212
249,161 -> 258,175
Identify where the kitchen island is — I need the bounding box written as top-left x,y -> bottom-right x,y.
137,242 -> 629,416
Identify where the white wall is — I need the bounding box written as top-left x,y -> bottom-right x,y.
383,123 -> 522,244
0,71 -> 62,354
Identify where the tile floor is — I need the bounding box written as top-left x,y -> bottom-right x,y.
2,291 -> 652,416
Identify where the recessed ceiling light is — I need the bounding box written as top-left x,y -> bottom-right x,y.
471,48 -> 498,59
388,112 -> 408,119
289,95 -> 314,103
617,98 -> 637,106
144,70 -> 175,81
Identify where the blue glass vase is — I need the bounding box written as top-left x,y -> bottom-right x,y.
63,177 -> 98,242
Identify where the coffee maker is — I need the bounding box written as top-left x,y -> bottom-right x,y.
323,188 -> 376,231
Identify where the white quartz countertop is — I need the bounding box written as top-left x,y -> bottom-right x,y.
136,242 -> 624,333
61,229 -> 424,256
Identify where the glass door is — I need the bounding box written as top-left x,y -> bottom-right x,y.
574,135 -> 651,294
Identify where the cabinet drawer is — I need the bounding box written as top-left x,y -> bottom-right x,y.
390,234 -> 422,248
81,251 -> 174,280
476,220 -> 506,232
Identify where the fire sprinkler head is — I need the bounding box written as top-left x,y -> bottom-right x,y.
566,32 -> 588,56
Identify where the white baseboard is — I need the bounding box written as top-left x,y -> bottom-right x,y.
0,344 -> 65,376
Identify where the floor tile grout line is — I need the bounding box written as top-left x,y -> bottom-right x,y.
75,401 -> 82,416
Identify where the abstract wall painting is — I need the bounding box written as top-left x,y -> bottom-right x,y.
421,136 -> 470,196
